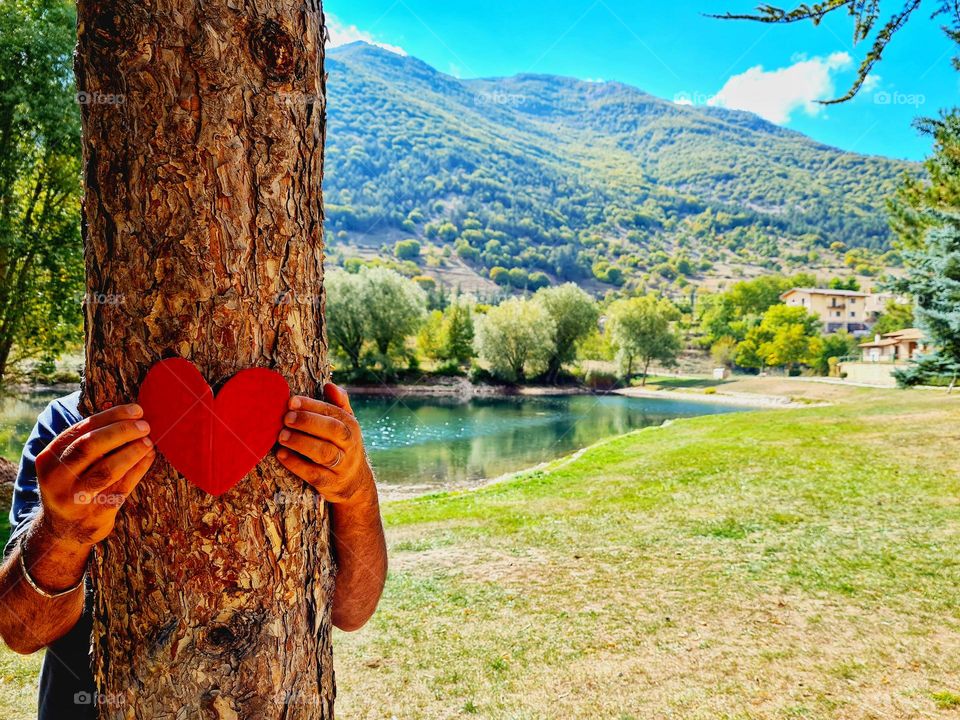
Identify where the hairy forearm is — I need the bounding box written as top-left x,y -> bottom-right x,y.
329,475 -> 387,632
0,511 -> 89,654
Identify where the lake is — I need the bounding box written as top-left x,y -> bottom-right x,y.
0,390 -> 745,497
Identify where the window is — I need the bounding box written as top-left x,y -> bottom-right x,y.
850,312 -> 856,318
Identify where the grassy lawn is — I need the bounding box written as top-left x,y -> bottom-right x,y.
334,383 -> 960,719
2,381 -> 960,718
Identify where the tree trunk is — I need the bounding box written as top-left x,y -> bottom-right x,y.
545,357 -> 561,385
76,1 -> 333,717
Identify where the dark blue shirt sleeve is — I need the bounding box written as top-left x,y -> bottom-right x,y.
5,391 -> 83,558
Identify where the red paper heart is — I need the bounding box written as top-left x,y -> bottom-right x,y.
137,358 -> 290,496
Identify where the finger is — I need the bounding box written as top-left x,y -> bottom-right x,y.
283,410 -> 351,448
276,448 -> 330,489
74,436 -> 155,497
56,418 -> 152,479
323,383 -> 353,414
289,394 -> 355,424
96,449 -> 157,506
278,430 -> 343,467
43,404 -> 144,460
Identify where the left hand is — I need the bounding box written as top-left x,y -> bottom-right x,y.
276,383 -> 375,505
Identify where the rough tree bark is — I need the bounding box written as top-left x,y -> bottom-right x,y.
75,0 -> 333,717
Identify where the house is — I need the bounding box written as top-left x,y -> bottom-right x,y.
780,288 -> 892,335
858,328 -> 928,363
837,328 -> 930,386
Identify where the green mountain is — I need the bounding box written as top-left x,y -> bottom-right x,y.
324,42 -> 917,291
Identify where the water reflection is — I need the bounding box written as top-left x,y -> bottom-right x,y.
353,394 -> 742,490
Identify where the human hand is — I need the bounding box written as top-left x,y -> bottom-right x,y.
35,403 -> 156,548
276,384 -> 376,505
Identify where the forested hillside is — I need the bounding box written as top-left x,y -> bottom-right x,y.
324,42 -> 917,293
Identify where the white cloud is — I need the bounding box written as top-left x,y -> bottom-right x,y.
326,14 -> 406,56
708,52 -> 853,124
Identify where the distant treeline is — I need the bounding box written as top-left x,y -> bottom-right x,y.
325,263 -> 908,387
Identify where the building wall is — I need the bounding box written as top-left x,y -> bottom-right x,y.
838,361 -> 904,387
784,291 -> 871,333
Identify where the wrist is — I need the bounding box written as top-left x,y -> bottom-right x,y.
34,509 -> 94,559
22,510 -> 93,594
344,464 -> 379,510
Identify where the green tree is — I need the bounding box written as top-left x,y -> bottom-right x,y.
325,269 -> 369,370
871,300 -> 916,336
534,283 -> 599,382
813,331 -> 858,376
490,266 -> 509,286
892,210 -> 960,389
710,336 -> 739,369
737,305 -> 823,372
475,298 -> 555,382
362,266 -> 428,359
698,273 -> 816,347
890,112 -> 960,251
394,239 -> 421,260
829,276 -> 861,291
417,297 -> 475,367
442,297 -> 476,366
0,0 -> 83,383
416,309 -> 445,362
607,295 -> 682,384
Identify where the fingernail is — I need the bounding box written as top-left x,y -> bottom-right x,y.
284,411 -> 298,425
127,404 -> 143,417
142,436 -> 153,448
289,396 -> 302,409
135,420 -> 150,432
277,449 -> 289,460
279,429 -> 291,442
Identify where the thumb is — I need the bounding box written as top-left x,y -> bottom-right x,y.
323,382 -> 353,414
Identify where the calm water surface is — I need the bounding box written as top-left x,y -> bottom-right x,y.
352,393 -> 742,493
1,390 -> 744,495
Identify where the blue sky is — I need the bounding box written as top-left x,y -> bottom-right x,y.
325,0 -> 959,161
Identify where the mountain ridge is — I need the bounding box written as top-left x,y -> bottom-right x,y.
323,41 -> 918,292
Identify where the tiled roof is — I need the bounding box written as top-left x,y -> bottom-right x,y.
781,288 -> 870,298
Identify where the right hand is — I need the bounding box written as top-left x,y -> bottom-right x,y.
35,403 -> 156,548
